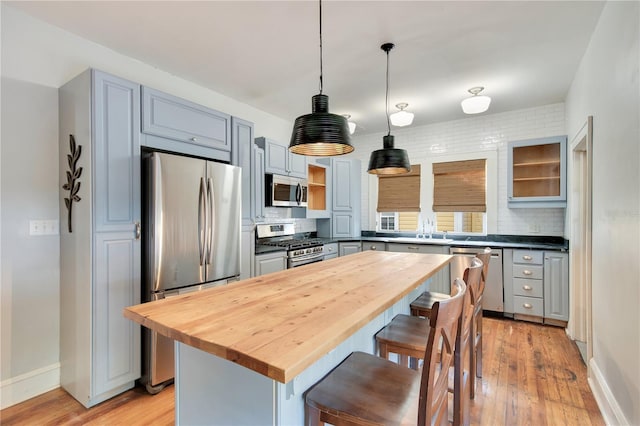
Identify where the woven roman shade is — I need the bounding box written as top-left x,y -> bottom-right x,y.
432,159 -> 486,212
377,165 -> 421,212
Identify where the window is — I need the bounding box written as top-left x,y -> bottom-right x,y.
376,165 -> 421,232
432,159 -> 487,234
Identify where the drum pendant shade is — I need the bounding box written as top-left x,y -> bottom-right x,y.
368,135 -> 411,175
290,94 -> 354,156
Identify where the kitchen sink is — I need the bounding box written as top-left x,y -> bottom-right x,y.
390,237 -> 454,244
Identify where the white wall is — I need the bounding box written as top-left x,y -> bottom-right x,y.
0,3 -> 292,407
565,2 -> 640,425
349,103 -> 567,235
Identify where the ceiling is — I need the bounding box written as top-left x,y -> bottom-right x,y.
8,1 -> 604,136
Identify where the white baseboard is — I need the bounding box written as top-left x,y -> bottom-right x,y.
0,363 -> 60,410
589,358 -> 630,425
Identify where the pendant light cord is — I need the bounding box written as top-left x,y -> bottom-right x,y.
385,48 -> 391,136
318,0 -> 323,95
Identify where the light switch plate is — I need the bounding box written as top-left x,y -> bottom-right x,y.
29,219 -> 59,236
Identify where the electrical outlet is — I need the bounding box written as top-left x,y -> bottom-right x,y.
29,220 -> 43,235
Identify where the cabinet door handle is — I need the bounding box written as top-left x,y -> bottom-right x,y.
135,222 -> 141,240
523,285 -> 532,291
523,303 -> 533,309
190,137 -> 197,142
523,255 -> 533,261
407,246 -> 419,250
370,246 -> 377,250
327,247 -> 333,252
523,270 -> 533,276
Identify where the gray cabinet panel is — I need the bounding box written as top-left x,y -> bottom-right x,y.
362,241 -> 386,251
256,137 -> 307,178
253,146 -> 265,221
93,71 -> 140,233
255,251 -> 287,276
231,117 -> 254,222
332,159 -> 353,211
339,242 -> 361,256
333,213 -> 353,238
142,87 -> 230,152
94,232 -> 141,395
543,252 -> 569,322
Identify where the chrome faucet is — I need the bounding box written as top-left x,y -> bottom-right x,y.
443,230 -> 448,240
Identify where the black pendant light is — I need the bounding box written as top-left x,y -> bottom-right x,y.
289,0 -> 354,156
367,43 -> 411,175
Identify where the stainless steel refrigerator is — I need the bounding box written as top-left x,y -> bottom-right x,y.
142,151 -> 241,393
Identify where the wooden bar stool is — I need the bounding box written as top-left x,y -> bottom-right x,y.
304,279 -> 467,426
376,259 -> 483,426
471,248 -> 491,392
410,247 -> 491,398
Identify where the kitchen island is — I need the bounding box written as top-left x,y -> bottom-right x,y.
124,251 -> 452,425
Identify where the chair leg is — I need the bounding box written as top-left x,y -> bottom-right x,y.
476,311 -> 483,378
305,404 -> 322,426
379,343 -> 389,362
398,353 -> 409,368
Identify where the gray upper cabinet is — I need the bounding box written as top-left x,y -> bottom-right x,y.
255,137 -> 307,178
507,135 -> 567,208
253,145 -> 266,221
59,69 -> 141,408
316,158 -> 361,239
231,117 -> 254,223
94,74 -> 141,233
141,87 -> 231,161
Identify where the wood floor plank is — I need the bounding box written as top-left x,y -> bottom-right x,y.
1,317 -> 604,425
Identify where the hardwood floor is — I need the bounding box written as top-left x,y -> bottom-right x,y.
0,317 -> 604,425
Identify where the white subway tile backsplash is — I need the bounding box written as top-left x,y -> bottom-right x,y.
349,103 -> 566,236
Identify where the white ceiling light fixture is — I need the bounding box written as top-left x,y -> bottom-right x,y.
342,114 -> 356,135
461,86 -> 491,114
389,103 -> 414,127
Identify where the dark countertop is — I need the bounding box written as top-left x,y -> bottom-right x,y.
359,232 -> 568,251
255,245 -> 287,255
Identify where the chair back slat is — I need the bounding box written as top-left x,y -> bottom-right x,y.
417,278 -> 466,426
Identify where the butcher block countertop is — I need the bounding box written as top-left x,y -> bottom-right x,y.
124,251 -> 452,383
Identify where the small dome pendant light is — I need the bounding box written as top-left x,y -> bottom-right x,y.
461,86 -> 491,114
289,0 -> 354,156
367,43 -> 411,175
390,102 -> 414,127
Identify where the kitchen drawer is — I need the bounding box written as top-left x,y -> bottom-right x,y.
513,295 -> 544,317
512,264 -> 543,280
512,250 -> 543,265
142,87 -> 231,151
324,243 -> 338,257
362,241 -> 386,251
513,278 -> 543,298
387,243 -> 447,255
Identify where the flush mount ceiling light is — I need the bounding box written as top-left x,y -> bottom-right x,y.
289,0 -> 353,156
389,102 -> 414,127
367,43 -> 411,175
342,114 -> 356,135
461,86 -> 491,114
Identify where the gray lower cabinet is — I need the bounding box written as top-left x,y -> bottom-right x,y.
253,145 -> 266,222
362,241 -> 386,251
324,242 -> 339,260
386,243 -> 450,293
339,241 -> 362,256
59,69 -> 141,407
504,249 -> 569,325
255,251 -> 287,276
543,251 -> 569,323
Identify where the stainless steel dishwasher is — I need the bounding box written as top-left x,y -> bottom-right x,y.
449,247 -> 503,312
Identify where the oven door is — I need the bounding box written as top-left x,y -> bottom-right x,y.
288,251 -> 324,268
266,174 -> 308,207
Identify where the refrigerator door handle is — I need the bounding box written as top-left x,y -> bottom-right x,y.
198,177 -> 206,265
206,177 -> 215,265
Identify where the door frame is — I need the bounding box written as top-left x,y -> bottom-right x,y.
568,116 -> 593,364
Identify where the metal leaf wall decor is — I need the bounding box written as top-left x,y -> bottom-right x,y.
62,134 -> 83,233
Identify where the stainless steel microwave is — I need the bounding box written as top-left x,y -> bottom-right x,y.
266,174 -> 308,207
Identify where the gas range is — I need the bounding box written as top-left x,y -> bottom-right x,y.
256,223 -> 325,268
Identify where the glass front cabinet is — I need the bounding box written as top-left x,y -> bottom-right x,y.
507,135 -> 567,208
